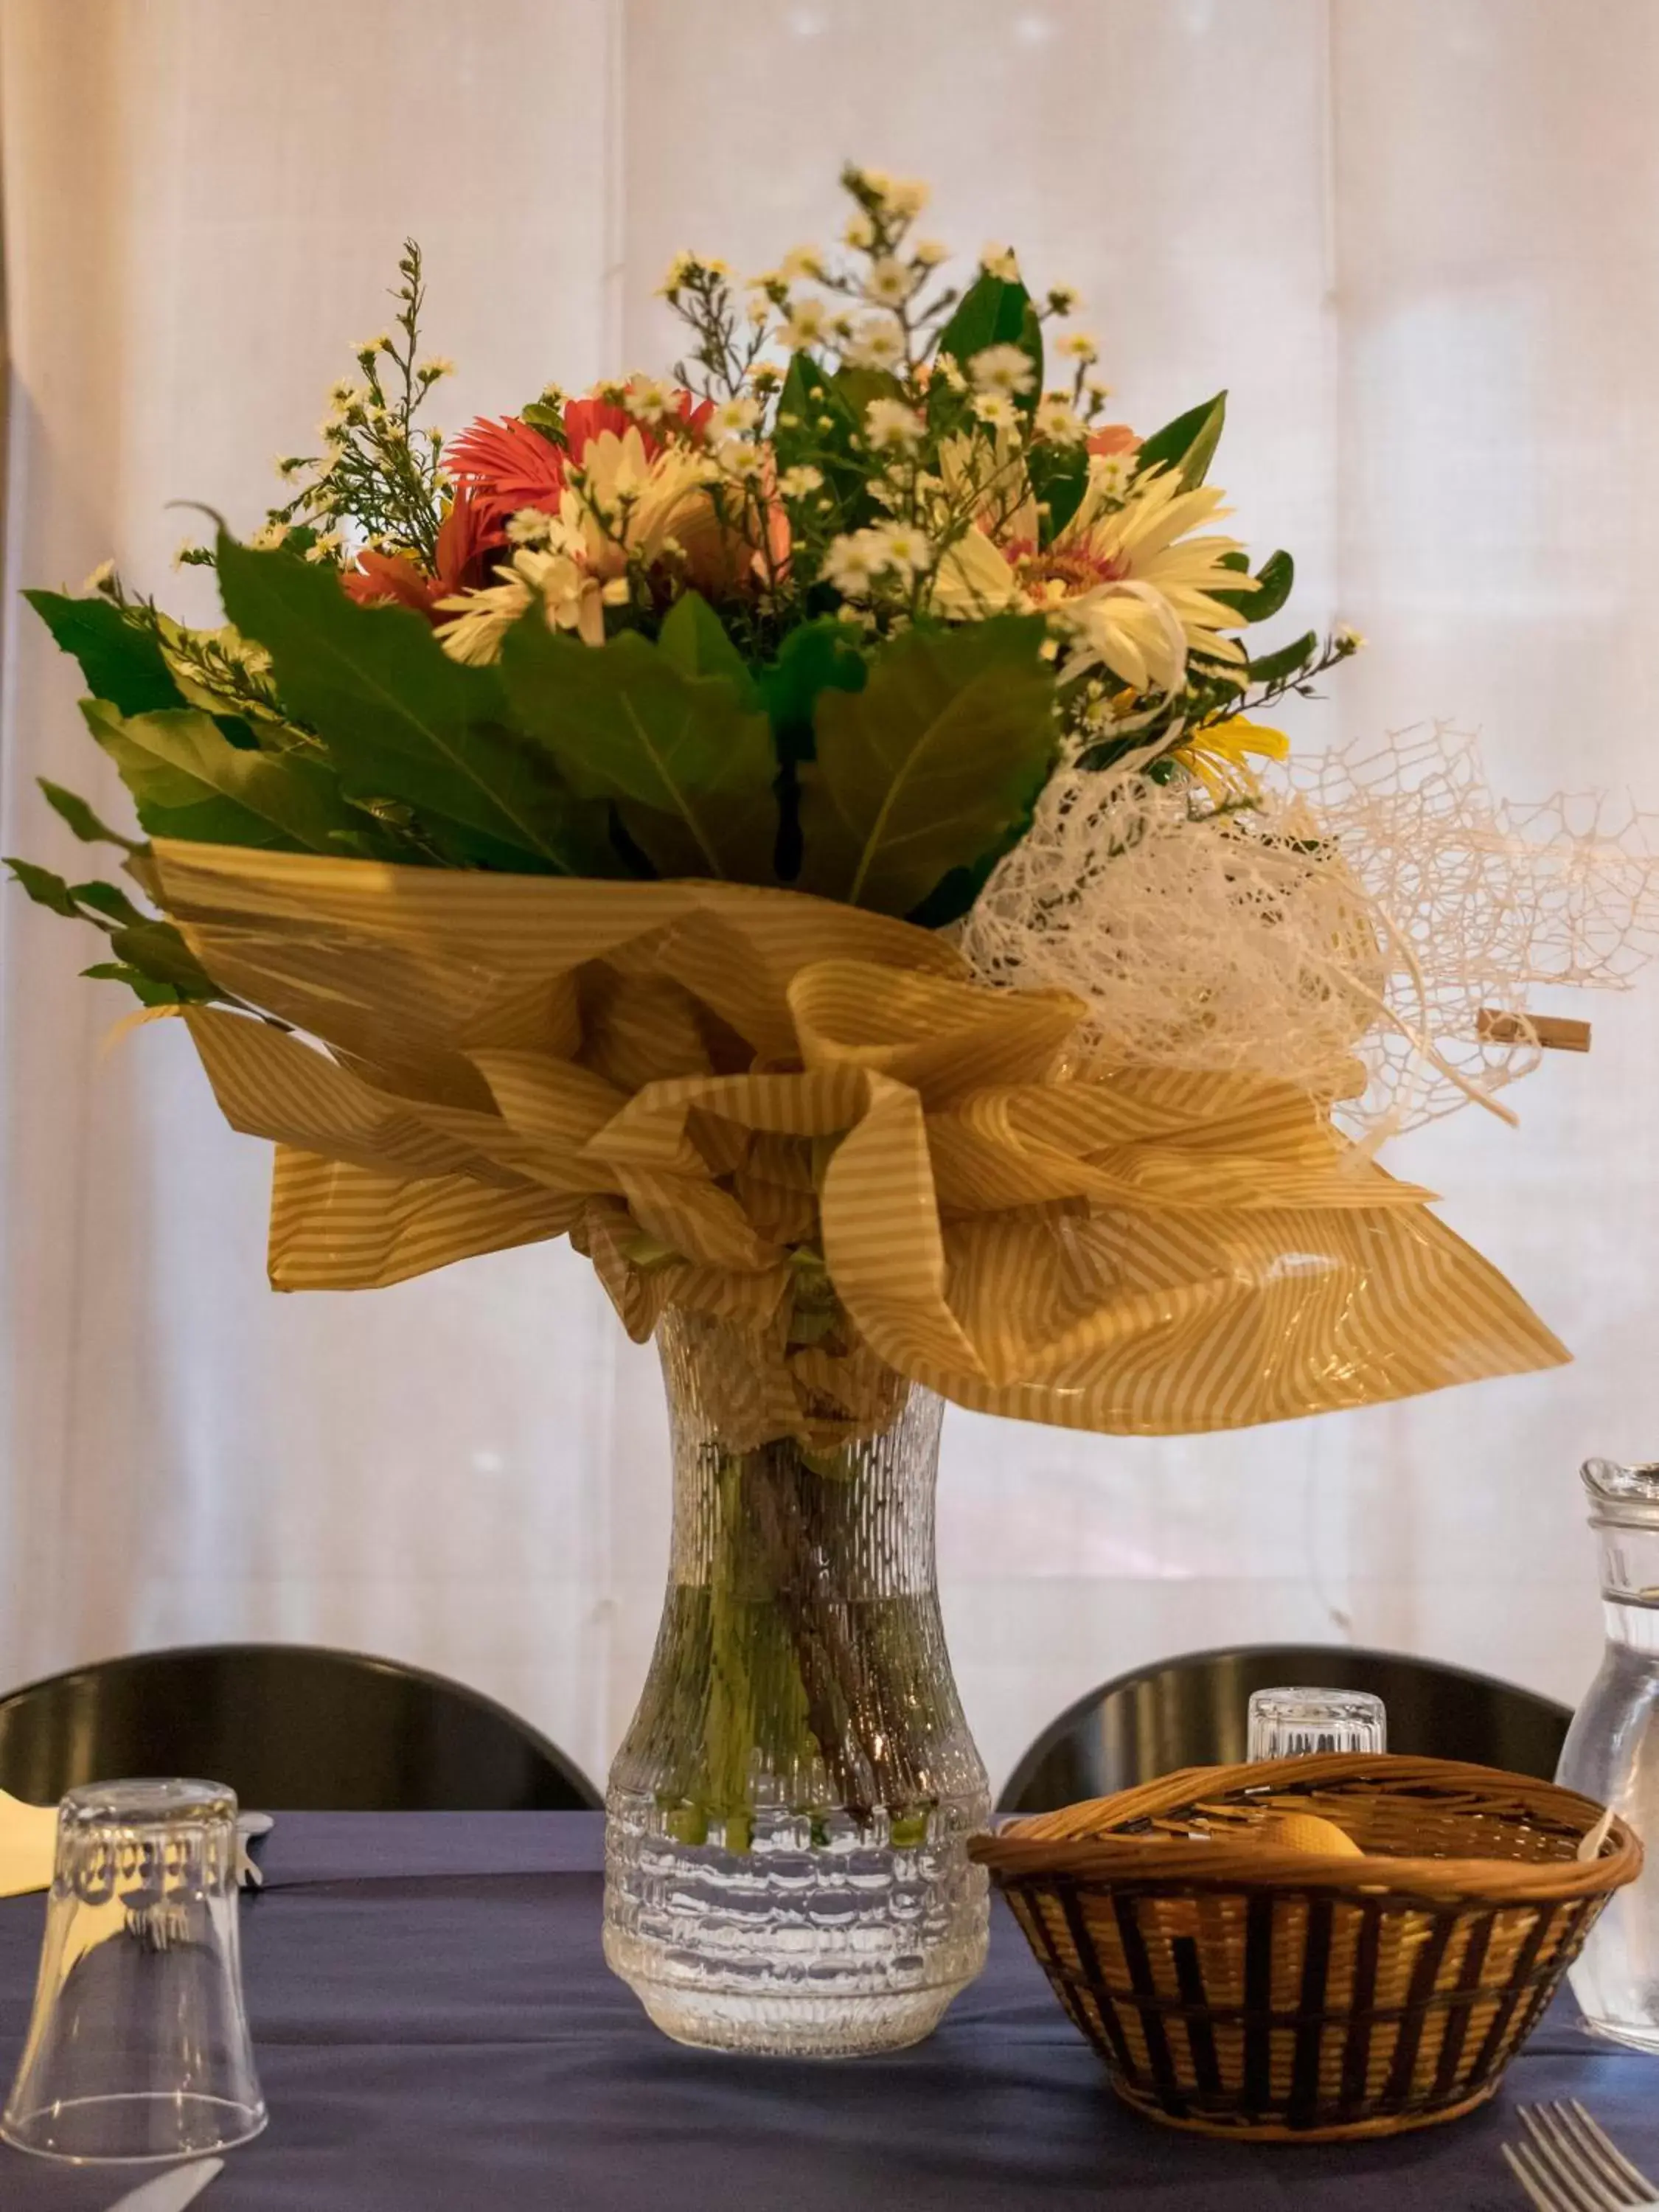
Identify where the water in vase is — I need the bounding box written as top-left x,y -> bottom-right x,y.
603,1311 -> 990,2056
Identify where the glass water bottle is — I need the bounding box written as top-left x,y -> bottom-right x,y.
1557,1458 -> 1659,2048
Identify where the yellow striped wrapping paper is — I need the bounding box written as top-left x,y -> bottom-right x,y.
148,840 -> 1567,1446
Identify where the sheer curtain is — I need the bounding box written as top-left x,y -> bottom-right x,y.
3,0 -> 1654,1791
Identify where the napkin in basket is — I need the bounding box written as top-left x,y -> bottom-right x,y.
0,1790 -> 58,1896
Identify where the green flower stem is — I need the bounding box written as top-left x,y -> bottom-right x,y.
659,1435 -> 939,1851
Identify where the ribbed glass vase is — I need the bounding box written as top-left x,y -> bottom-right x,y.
603,1308 -> 991,2056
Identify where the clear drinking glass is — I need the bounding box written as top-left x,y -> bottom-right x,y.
1,1778 -> 266,2163
1248,1686 -> 1388,1761
1558,1458 -> 1659,2049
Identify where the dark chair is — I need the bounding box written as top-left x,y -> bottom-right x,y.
0,1642 -> 601,1810
999,1643 -> 1573,1812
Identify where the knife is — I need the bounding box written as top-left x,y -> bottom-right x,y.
103,2156 -> 224,2212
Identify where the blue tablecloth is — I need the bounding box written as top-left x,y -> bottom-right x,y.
0,1811 -> 1654,2209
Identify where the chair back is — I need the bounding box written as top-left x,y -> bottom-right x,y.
0,1643 -> 600,1810
999,1642 -> 1572,1812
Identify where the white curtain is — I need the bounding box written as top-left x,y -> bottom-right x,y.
3,0 -> 1654,1793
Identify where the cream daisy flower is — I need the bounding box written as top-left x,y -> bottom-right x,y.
625,377 -> 677,422
865,257 -> 917,307
864,397 -> 926,451
932,464 -> 1252,695
968,344 -> 1035,397
872,521 -> 932,577
780,297 -> 832,350
822,531 -> 887,597
437,549 -> 619,661
1033,396 -> 1086,445
972,392 -> 1020,431
841,318 -> 905,371
708,394 -> 761,437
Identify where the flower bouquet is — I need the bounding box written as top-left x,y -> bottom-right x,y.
10,166 -> 1618,2056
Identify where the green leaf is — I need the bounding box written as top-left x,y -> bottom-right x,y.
498,616 -> 779,883
934,271 -> 1043,408
1027,440 -> 1089,546
774,352 -> 869,523
796,618 -> 1057,916
5,856 -> 84,918
1135,392 -> 1227,489
83,698 -> 375,856
905,843 -> 1020,931
37,778 -> 142,852
656,592 -> 759,706
107,917 -> 223,998
80,961 -> 187,1007
1245,628 -> 1318,686
1216,548 -> 1294,625
215,537 -> 609,874
830,364 -> 905,424
24,589 -> 184,715
757,619 -> 868,765
69,877 -> 147,925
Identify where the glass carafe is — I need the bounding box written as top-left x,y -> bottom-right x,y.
1557,1457 -> 1659,2048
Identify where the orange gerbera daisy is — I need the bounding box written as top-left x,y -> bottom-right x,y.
444,386 -> 714,531
341,485 -> 499,618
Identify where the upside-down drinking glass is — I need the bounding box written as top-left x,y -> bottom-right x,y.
1247,1686 -> 1388,1761
1,1778 -> 265,2163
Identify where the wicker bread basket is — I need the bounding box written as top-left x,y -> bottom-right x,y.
971,1754 -> 1641,2143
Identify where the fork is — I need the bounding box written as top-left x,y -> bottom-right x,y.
1503,2101 -> 1659,2212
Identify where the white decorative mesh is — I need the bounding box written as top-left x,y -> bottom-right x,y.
957,724 -> 1659,1137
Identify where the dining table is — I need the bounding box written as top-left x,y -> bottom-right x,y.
0,1809 -> 1654,2210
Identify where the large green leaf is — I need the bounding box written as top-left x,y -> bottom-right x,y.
24,590 -> 184,715
830,364 -> 906,423
499,614 -> 779,883
655,591 -> 759,705
215,537 -> 608,874
933,270 -> 1043,408
757,618 -> 867,765
796,618 -> 1056,915
1135,392 -> 1227,490
83,699 -> 371,855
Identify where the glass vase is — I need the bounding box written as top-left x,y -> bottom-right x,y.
602,1308 -> 991,2056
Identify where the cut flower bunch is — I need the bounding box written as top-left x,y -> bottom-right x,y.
14,164 -> 1357,998
7,160 -> 1573,1447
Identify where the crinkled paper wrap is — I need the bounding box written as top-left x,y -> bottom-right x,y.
147,841 -> 1568,1447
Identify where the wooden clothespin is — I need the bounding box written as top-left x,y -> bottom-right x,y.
1478,1009 -> 1592,1053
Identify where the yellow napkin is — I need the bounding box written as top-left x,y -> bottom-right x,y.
0,1790 -> 58,1896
